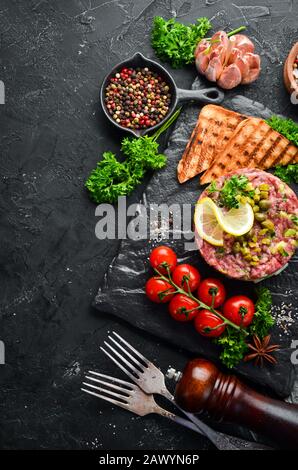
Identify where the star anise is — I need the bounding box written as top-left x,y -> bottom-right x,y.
244,334 -> 280,367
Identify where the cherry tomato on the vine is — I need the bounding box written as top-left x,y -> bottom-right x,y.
172,264 -> 201,292
197,278 -> 226,308
194,309 -> 226,337
168,294 -> 199,322
223,295 -> 255,327
149,246 -> 177,275
145,277 -> 175,304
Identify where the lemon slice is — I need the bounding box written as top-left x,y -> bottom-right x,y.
216,202 -> 254,237
194,198 -> 224,246
194,197 -> 254,245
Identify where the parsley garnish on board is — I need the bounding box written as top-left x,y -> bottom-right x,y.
266,115 -> 298,147
207,175 -> 254,209
151,16 -> 212,68
274,164 -> 298,184
214,287 -> 274,369
249,287 -> 274,339
265,115 -> 298,184
85,109 -> 180,204
215,327 -> 248,369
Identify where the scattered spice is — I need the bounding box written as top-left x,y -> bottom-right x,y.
244,334 -> 280,367
105,67 -> 171,129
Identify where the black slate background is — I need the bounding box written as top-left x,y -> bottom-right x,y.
0,0 -> 297,450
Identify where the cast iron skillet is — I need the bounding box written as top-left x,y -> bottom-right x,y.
100,52 -> 225,137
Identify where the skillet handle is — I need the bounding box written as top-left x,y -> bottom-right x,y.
176,87 -> 224,105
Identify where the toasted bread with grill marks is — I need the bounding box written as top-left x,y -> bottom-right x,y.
200,117 -> 298,185
177,105 -> 246,183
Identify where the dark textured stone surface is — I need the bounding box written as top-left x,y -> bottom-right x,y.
0,0 -> 297,450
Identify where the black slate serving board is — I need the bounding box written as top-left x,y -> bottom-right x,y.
94,78 -> 298,398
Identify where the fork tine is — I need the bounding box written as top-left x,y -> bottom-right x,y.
87,371 -> 137,389
112,331 -> 150,365
85,375 -> 134,394
82,381 -> 129,401
103,341 -> 142,377
81,388 -> 130,410
107,335 -> 146,371
100,346 -> 138,383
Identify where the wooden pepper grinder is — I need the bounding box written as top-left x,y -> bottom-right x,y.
169,358 -> 298,449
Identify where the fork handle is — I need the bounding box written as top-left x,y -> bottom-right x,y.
156,394 -> 270,450
155,405 -> 270,450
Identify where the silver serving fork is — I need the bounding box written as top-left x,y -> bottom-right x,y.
99,331 -> 270,450
82,371 -> 212,435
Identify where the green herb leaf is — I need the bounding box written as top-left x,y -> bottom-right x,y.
215,327 -> 248,369
212,174 -> 254,209
248,287 -> 274,339
151,16 -> 212,68
266,115 -> 298,147
85,110 -> 180,204
274,164 -> 298,184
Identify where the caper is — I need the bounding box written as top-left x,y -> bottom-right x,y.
284,228 -> 296,237
250,261 -> 259,266
241,247 -> 250,255
245,182 -> 254,192
259,183 -> 270,191
254,212 -> 267,222
253,194 -> 260,203
261,219 -> 275,231
259,199 -> 271,211
248,241 -> 256,248
260,191 -> 269,200
253,205 -> 260,213
254,247 -> 261,253
232,242 -> 241,253
252,255 -> 259,262
261,238 -> 271,245
244,254 -> 252,261
246,228 -> 255,238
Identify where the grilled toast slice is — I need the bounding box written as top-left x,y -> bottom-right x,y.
177,105 -> 246,183
200,117 -> 298,185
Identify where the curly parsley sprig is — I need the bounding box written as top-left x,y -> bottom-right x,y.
85,109 -> 181,204
151,16 -> 212,68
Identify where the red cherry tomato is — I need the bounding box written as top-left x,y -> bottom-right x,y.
197,278 -> 226,308
223,295 -> 255,327
149,246 -> 177,275
168,294 -> 199,322
172,264 -> 201,292
145,277 -> 175,304
194,309 -> 226,337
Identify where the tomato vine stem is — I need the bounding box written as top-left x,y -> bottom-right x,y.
155,267 -> 248,335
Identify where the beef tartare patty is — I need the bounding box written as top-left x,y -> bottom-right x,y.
198,169 -> 298,281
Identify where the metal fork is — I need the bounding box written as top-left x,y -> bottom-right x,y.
99,331 -> 270,450
82,371 -> 214,436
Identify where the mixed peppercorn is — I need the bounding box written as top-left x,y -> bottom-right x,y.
104,67 -> 172,130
